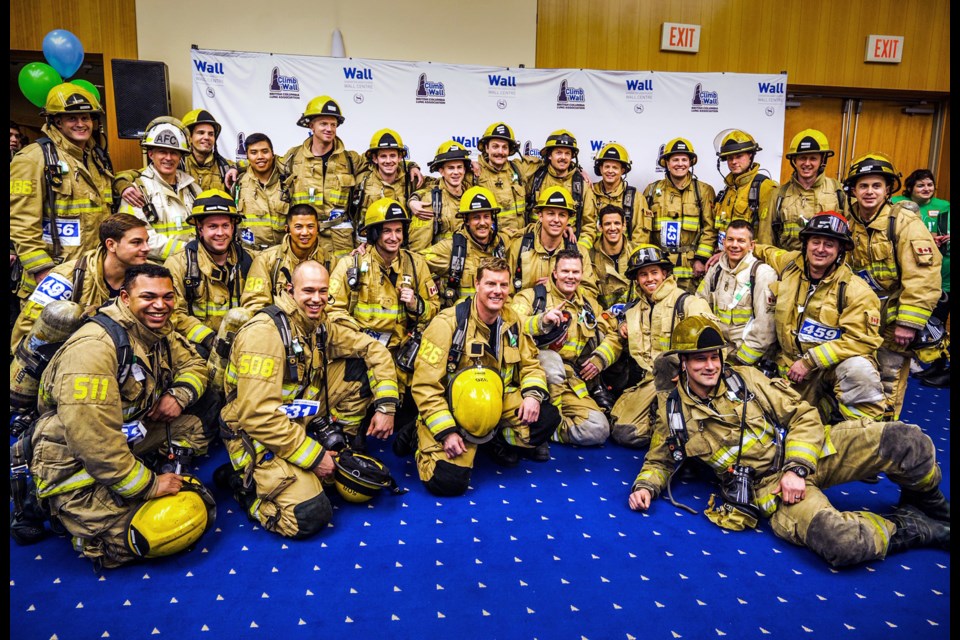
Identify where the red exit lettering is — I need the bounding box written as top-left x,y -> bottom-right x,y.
874,38 -> 900,59
670,26 -> 693,48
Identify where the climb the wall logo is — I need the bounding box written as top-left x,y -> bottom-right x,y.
416,73 -> 446,104
268,67 -> 300,100
556,80 -> 585,110
690,82 -> 719,113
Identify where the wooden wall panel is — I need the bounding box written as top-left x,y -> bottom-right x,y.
537,0 -> 949,93
11,0 -> 141,171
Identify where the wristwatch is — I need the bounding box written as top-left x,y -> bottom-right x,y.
787,465 -> 810,479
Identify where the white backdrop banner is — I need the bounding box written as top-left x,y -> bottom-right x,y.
191,48 -> 786,191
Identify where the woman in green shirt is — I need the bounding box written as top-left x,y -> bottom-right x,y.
893,169 -> 950,387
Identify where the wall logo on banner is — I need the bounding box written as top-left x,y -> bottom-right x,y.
343,66 -> 374,93
487,73 -> 517,99
193,59 -> 225,86
757,80 -> 785,105
452,135 -> 480,149
624,78 -> 654,102
522,141 -> 541,159
269,67 -> 301,100
556,80 -> 585,110
416,73 -> 446,104
690,82 -> 719,113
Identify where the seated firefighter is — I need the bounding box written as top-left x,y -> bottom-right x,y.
217,260 -> 400,539
23,264 -> 215,569
510,248 -> 621,453
410,257 -> 561,496
628,316 -> 950,568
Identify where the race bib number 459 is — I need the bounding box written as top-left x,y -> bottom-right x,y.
798,318 -> 843,343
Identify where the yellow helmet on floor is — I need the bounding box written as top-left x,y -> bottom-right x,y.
333,449 -> 397,503
844,152 -> 902,194
298,95 -> 345,128
658,138 -> 698,167
366,128 -> 407,161
540,129 -> 579,159
125,476 -> 216,558
181,109 -> 222,138
459,186 -> 501,217
42,83 -> 103,117
449,364 -> 504,444
593,142 -> 632,175
478,122 -> 520,155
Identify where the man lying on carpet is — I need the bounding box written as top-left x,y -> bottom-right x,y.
627,315 -> 950,568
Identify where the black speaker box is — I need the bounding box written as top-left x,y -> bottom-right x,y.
111,59 -> 172,139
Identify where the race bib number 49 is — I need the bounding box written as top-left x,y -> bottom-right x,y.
27,272 -> 74,306
798,318 -> 843,343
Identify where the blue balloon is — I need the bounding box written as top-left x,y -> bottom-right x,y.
42,29 -> 84,79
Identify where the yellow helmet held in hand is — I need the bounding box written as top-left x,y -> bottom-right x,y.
365,128 -> 407,161
142,117 -> 190,153
181,109 -> 222,138
333,449 -> 398,503
624,244 -> 673,279
429,140 -> 471,172
42,83 -> 103,117
715,129 -> 761,159
478,122 -> 520,155
125,476 -> 216,558
449,364 -> 504,444
534,185 -> 576,213
844,152 -> 902,194
540,129 -> 579,159
186,189 -> 244,226
658,138 -> 698,167
459,186 -> 501,218
298,95 -> 345,128
593,142 -> 632,175
360,197 -> 409,234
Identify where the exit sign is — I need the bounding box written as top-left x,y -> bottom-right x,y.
661,23 -> 701,53
865,35 -> 904,63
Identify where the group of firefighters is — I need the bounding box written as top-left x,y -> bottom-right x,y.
8,83 -> 949,570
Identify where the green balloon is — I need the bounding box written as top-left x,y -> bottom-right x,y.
19,62 -> 63,108
70,79 -> 101,103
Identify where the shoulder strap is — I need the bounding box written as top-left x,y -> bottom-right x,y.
749,259 -> 761,293
526,166 -> 549,223
183,240 -> 201,311
669,292 -> 691,347
532,283 -> 548,314
37,137 -> 64,258
260,304 -> 299,384
86,314 -> 134,385
571,172 -> 585,236
710,263 -> 722,292
447,298 -> 473,373
623,185 -> 636,237
513,232 -> 536,290
887,210 -> 901,278
748,174 -> 769,229
71,256 -> 88,302
237,244 -> 254,279
449,233 -> 468,288
643,181 -> 656,209
692,177 -> 703,217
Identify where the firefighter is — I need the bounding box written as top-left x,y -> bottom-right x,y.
11,214 -> 150,354
629,316 -> 950,568
234,132 -> 288,251
117,117 -> 201,262
755,212 -> 886,421
28,263 -> 213,568
116,109 -> 239,208
11,83 -> 114,303
589,204 -> 636,310
696,219 -> 777,368
523,129 -> 599,250
640,138 -> 718,292
422,185 -> 511,308
609,244 -> 715,449
410,257 -> 560,496
712,129 -> 778,247
408,140 -> 470,251
763,129 -> 846,251
328,197 -> 439,443
218,260 -> 400,537
241,204 -> 330,312
591,142 -> 650,245
473,122 -> 536,237
350,129 -> 421,238
511,249 -> 621,453
844,153 -> 942,419
506,186 -> 600,298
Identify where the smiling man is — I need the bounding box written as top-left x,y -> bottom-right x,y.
241,204 -> 331,312
408,140 -> 471,250
28,263 -> 212,568
235,132 -> 288,251
762,129 -> 846,251
349,129 -> 421,240
713,129 -> 778,247
471,122 -> 537,237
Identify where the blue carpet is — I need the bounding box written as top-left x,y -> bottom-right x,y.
10,378 -> 950,640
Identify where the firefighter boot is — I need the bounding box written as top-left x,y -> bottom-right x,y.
886,504 -> 951,555
898,487 -> 951,523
